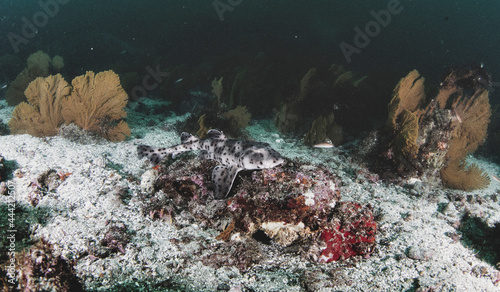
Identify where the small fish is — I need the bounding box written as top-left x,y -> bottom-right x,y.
138,129 -> 285,198
491,174 -> 500,183
0,83 -> 7,89
313,143 -> 334,149
174,78 -> 183,84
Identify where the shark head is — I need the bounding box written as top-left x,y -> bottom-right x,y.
238,143 -> 285,170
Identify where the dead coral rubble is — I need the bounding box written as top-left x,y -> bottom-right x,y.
140,157 -> 377,269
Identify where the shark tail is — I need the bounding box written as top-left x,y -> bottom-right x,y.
137,145 -> 167,165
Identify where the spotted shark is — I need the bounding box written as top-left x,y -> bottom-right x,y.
137,129 -> 285,198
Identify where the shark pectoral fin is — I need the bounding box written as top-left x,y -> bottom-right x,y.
212,165 -> 241,199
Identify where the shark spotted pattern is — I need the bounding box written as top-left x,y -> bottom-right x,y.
137,129 -> 285,198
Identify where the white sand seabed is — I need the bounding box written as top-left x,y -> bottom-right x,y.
0,100 -> 499,291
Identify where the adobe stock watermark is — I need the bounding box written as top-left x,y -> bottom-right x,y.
213,0 -> 243,21
130,64 -> 169,101
4,181 -> 17,286
7,0 -> 70,54
340,0 -> 404,64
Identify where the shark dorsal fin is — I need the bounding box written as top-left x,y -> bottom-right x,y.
206,129 -> 227,140
181,132 -> 198,144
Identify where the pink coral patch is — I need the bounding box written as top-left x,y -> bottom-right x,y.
319,202 -> 377,262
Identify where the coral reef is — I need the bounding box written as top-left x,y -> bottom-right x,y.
51,55 -> 65,71
386,69 -> 425,130
9,74 -> 71,137
192,106 -> 251,139
378,66 -> 491,190
62,70 -> 131,142
221,105 -> 251,132
6,51 -> 64,106
304,113 -> 343,146
9,70 -> 131,142
275,64 -> 367,144
275,67 -> 318,134
140,156 -> 377,268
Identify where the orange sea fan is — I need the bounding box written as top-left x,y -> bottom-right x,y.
9,74 -> 71,137
62,70 -> 130,141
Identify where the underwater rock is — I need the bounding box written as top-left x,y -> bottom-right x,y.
0,119 -> 9,136
99,221 -> 131,255
12,238 -> 84,291
26,169 -> 66,206
407,245 -> 434,261
141,156 -> 376,266
140,168 -> 160,195
202,240 -> 263,272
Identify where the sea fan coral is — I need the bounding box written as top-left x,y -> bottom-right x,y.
6,51 -> 62,106
9,74 -> 71,137
222,105 -> 251,130
441,161 -> 490,191
383,67 -> 491,190
62,70 -> 131,141
275,64 -> 367,141
9,70 -> 131,142
386,69 -> 425,130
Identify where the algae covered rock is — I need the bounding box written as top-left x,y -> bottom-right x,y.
139,156 -> 377,268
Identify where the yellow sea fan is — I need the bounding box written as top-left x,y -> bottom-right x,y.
441,160 -> 490,191
9,74 -> 71,137
62,70 -> 130,141
386,70 -> 426,130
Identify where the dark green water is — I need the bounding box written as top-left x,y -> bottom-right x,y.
1,0 -> 499,134
1,0 -> 498,80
